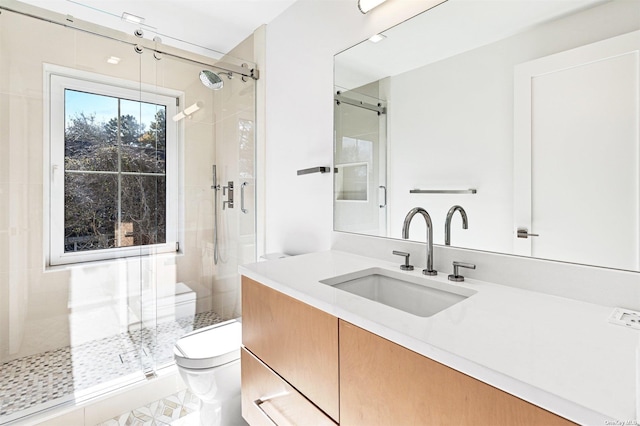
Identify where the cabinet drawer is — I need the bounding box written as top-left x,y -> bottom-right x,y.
241,348 -> 337,426
339,320 -> 574,426
241,276 -> 339,422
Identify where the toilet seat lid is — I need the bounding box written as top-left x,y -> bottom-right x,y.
174,320 -> 241,369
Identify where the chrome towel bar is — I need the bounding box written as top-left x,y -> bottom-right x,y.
297,166 -> 331,175
410,189 -> 477,194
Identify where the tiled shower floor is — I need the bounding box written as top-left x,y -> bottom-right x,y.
0,311 -> 223,419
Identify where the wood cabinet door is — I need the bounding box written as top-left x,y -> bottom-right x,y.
339,320 -> 574,426
242,276 -> 339,422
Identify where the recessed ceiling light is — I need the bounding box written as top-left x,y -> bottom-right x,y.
121,12 -> 145,25
106,56 -> 121,65
368,33 -> 387,43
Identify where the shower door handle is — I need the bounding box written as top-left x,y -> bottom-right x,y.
240,182 -> 249,214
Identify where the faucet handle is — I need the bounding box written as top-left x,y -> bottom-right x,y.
448,261 -> 476,282
392,250 -> 414,271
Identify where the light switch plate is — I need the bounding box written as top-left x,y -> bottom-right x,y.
608,307 -> 640,330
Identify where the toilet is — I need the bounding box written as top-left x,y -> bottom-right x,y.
148,282 -> 197,324
174,319 -> 245,426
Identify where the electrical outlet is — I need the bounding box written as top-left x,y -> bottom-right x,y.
609,307 -> 640,330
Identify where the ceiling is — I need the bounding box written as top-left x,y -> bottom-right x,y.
19,0 -> 297,58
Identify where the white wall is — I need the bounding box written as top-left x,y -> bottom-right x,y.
388,39 -> 514,253
264,0 -> 445,255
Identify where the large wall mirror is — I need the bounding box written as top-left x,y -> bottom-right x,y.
334,0 -> 640,272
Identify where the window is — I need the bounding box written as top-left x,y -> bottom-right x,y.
46,67 -> 180,265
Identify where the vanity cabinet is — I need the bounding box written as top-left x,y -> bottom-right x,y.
241,276 -> 339,423
242,277 -> 575,425
339,320 -> 575,426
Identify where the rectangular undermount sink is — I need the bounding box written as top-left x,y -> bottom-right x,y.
320,268 -> 476,317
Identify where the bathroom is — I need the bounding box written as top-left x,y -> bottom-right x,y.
1,0 -> 640,424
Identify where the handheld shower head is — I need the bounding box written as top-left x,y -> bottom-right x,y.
199,70 -> 224,90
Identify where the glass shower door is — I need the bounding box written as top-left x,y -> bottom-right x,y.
60,27 -> 157,390
0,10 -> 156,421
211,76 -> 257,319
334,90 -> 387,237
0,3 -> 257,421
140,49 -> 258,371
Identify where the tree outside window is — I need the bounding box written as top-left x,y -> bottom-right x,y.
63,90 -> 167,253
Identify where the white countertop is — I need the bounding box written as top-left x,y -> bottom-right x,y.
240,250 -> 639,425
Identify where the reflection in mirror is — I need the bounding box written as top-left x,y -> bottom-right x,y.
334,89 -> 387,236
334,0 -> 640,272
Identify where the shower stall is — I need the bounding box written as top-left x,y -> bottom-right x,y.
0,2 -> 257,422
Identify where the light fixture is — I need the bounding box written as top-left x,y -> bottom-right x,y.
121,12 -> 145,25
172,102 -> 202,122
172,111 -> 186,122
183,102 -> 201,116
106,56 -> 121,65
358,0 -> 387,14
368,33 -> 386,43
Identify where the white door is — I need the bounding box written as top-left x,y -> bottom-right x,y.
514,30 -> 640,270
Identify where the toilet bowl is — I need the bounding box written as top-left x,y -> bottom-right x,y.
174,319 -> 245,426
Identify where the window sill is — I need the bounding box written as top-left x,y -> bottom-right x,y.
45,250 -> 183,273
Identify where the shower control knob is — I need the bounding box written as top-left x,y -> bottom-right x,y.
223,181 -> 234,210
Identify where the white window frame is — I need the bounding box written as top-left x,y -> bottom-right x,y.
45,65 -> 182,266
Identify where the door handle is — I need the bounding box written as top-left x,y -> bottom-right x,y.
517,228 -> 539,239
379,185 -> 387,208
241,181 -> 249,214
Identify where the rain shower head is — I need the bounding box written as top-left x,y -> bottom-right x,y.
199,70 -> 224,90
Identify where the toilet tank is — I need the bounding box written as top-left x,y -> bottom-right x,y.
145,282 -> 197,324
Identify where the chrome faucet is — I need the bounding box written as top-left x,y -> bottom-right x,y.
445,205 -> 468,246
402,207 -> 437,276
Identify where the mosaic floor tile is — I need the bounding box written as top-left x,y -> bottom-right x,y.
176,389 -> 200,413
0,311 -> 223,420
96,389 -> 197,426
154,394 -> 192,424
